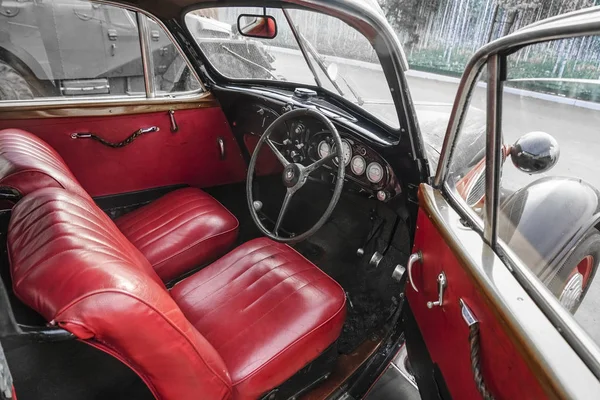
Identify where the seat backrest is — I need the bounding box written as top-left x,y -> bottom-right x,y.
0,129 -> 91,201
8,188 -> 232,400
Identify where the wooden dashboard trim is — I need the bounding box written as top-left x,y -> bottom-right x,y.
0,92 -> 219,119
419,183 -> 600,399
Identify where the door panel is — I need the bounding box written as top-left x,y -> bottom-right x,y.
408,209 -> 546,399
0,105 -> 247,197
407,184 -> 600,400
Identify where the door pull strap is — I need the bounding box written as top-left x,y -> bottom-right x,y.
71,126 -> 159,148
460,299 -> 495,400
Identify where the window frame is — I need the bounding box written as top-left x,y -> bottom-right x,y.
435,27 -> 600,379
181,4 -> 408,135
0,0 -> 205,108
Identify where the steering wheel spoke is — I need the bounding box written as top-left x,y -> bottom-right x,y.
274,189 -> 294,235
246,108 -> 345,243
305,154 -> 335,175
266,139 -> 290,166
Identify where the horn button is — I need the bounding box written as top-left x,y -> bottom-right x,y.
282,163 -> 302,188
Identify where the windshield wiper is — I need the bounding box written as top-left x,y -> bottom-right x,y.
282,9 -> 364,105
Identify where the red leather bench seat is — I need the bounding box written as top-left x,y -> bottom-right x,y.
0,128 -> 238,282
8,188 -> 346,399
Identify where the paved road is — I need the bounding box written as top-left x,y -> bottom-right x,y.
270,48 -> 600,343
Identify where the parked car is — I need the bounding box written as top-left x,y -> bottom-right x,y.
0,0 -> 274,99
0,1 -> 599,400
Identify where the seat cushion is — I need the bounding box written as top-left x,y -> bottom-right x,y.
0,128 -> 91,201
170,237 -> 346,400
115,187 -> 239,282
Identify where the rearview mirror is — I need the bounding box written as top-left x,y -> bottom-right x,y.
237,14 -> 277,39
510,131 -> 560,174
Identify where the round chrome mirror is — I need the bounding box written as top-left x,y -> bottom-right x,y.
510,131 -> 560,174
326,63 -> 338,82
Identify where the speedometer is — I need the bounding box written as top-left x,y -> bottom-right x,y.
341,140 -> 352,166
317,140 -> 331,159
366,162 -> 384,184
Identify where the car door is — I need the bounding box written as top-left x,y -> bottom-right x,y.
0,0 -> 247,198
404,13 -> 600,400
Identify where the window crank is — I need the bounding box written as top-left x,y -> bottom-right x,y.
427,272 -> 447,309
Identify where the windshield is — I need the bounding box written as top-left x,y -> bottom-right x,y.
184,7 -> 399,129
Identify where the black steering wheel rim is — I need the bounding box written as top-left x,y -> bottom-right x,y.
246,108 -> 345,243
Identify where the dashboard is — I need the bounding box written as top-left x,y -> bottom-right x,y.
239,102 -> 401,202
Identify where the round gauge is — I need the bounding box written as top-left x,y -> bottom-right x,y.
317,140 -> 331,159
366,162 -> 384,184
341,140 -> 352,166
351,155 -> 366,175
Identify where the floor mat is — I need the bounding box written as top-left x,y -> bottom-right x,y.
292,192 -> 408,354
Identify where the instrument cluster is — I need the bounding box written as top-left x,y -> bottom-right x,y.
303,126 -> 398,200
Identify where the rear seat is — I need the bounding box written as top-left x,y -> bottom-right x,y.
0,128 -> 238,282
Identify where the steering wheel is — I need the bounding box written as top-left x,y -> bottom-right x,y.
246,108 -> 345,243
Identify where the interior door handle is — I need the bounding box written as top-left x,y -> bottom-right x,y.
427,272 -> 447,308
407,251 -> 422,292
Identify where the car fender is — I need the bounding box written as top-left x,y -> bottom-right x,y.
0,40 -> 49,82
498,176 -> 600,282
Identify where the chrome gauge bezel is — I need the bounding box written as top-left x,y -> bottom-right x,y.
350,155 -> 366,175
317,140 -> 331,159
366,162 -> 384,183
341,140 -> 352,166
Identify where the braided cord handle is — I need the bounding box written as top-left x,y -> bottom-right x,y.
468,322 -> 495,400
71,126 -> 159,148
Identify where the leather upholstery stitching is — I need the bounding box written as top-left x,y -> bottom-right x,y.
231,278 -> 346,386
151,222 -> 238,273
134,207 -> 222,249
172,244 -> 283,299
194,265 -> 315,332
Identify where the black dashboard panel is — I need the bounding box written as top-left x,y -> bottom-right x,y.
231,94 -> 401,201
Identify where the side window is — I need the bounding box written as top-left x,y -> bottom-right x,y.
497,36 -> 600,344
445,71 -> 487,217
145,17 -> 202,94
0,0 -> 201,102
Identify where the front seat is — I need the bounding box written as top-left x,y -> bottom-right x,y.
0,128 -> 240,283
8,188 -> 346,399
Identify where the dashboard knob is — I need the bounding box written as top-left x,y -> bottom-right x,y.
377,190 -> 388,202
290,150 -> 303,163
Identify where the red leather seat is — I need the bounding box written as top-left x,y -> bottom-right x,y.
171,237 -> 346,399
0,129 -> 91,200
0,128 -> 238,282
8,188 -> 346,400
115,188 -> 239,282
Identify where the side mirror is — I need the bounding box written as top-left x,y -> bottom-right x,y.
237,14 -> 277,39
510,131 -> 560,174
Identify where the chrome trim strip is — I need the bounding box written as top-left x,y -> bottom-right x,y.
483,55 -> 502,246
137,12 -> 155,98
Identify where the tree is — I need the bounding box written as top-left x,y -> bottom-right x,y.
379,0 -> 442,51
